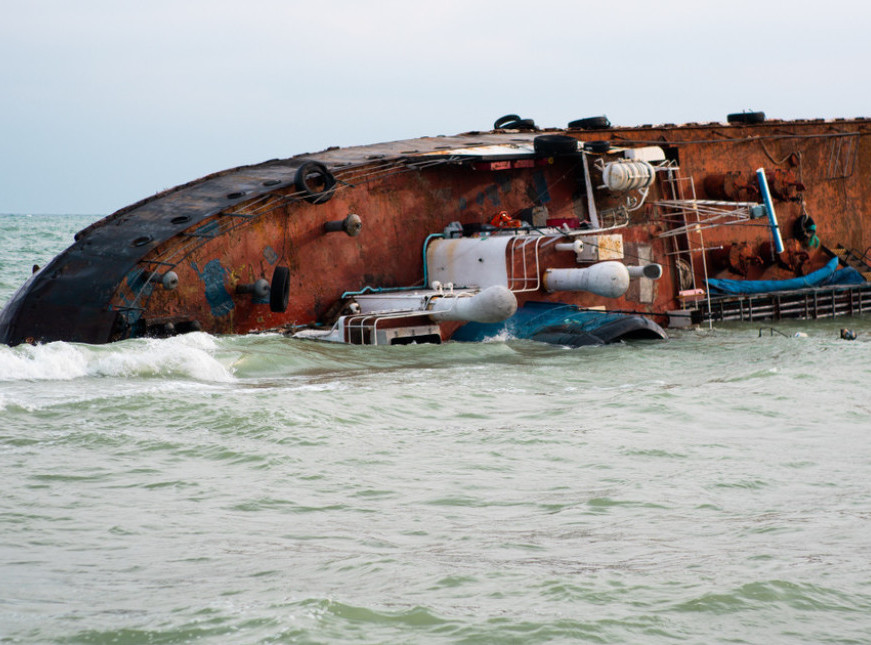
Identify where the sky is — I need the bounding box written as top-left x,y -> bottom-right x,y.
2,0 -> 870,215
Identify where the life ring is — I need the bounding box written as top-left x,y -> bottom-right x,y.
294,161 -> 337,204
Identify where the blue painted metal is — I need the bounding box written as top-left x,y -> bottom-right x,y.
532,170 -> 551,203
450,302 -> 666,344
191,260 -> 235,318
263,246 -> 279,265
756,168 -> 784,254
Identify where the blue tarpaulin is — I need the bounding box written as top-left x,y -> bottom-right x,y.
706,257 -> 865,295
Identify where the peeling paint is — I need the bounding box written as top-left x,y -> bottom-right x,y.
191,259 -> 234,318
263,246 -> 279,265
533,170 -> 551,204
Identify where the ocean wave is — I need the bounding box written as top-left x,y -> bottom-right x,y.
0,332 -> 235,383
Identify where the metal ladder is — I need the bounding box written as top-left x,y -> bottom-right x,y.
656,168 -> 701,293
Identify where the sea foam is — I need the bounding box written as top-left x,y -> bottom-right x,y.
0,332 -> 235,382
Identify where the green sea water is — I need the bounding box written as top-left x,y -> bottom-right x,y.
2,214 -> 871,644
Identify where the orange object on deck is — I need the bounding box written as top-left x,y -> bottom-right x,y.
490,211 -> 522,228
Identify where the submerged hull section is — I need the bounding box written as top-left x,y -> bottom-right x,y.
2,115 -> 870,346
451,303 -> 668,346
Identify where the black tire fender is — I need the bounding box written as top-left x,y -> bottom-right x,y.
494,114 -> 521,129
295,161 -> 337,204
727,111 -> 765,124
533,134 -> 579,156
270,266 -> 290,313
568,115 -> 611,130
583,140 -> 611,154
499,118 -> 536,130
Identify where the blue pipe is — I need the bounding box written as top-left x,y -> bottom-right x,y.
756,168 -> 784,254
341,233 -> 444,299
420,232 -> 443,287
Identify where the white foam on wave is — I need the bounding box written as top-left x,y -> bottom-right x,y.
93,333 -> 236,382
0,341 -> 89,381
481,330 -> 515,343
0,332 -> 235,383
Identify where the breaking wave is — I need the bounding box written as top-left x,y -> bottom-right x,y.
0,332 -> 235,382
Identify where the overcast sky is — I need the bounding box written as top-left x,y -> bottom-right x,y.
2,0 -> 869,214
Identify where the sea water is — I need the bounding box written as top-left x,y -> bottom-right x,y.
1,214 -> 870,644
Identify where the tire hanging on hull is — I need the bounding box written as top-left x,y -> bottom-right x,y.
270,266 -> 290,313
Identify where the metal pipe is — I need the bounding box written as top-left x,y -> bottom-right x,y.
756,168 -> 784,254
340,233 -> 444,299
582,152 -> 600,228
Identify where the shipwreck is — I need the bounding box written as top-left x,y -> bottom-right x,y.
2,111 -> 870,347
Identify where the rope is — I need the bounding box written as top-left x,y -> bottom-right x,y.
759,139 -> 796,166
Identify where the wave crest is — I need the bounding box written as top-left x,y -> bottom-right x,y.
0,333 -> 234,382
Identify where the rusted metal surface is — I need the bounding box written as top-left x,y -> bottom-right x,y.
2,117 -> 870,345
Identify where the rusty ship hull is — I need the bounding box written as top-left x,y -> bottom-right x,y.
2,113 -> 870,347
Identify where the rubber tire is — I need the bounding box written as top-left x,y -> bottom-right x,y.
499,118 -> 536,130
583,140 -> 611,153
270,266 -> 290,313
534,134 -> 579,156
727,111 -> 765,124
494,114 -> 521,129
295,161 -> 337,205
568,116 -> 611,130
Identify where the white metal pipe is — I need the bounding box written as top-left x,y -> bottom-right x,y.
428,285 -> 518,323
543,261 -> 630,298
627,264 -> 663,280
554,240 -> 584,254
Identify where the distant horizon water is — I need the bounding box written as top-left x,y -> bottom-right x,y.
0,213 -> 107,226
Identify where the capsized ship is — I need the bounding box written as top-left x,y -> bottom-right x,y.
2,112 -> 870,347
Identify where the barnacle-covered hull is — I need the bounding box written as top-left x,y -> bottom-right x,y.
2,113 -> 870,346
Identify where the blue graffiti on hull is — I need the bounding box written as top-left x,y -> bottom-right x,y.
191,259 -> 234,318
532,170 -> 551,203
263,246 -> 279,265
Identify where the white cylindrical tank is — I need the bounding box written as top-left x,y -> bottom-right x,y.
543,261 -> 630,298
426,236 -> 512,289
602,160 -> 655,192
428,285 -> 518,323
